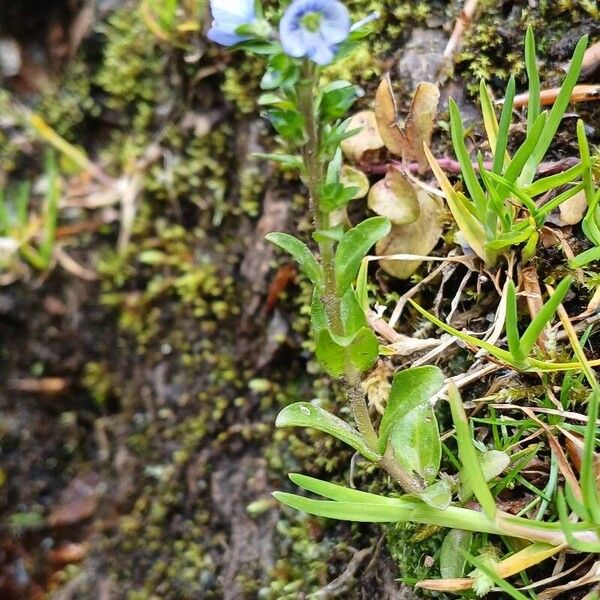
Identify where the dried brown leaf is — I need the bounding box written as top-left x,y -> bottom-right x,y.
374,76 -> 404,155
368,168 -> 420,225
340,111 -> 384,163
376,190 -> 444,279
404,82 -> 440,172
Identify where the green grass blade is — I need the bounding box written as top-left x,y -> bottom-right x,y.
479,167 -> 511,229
505,281 -> 525,364
577,120 -> 594,205
536,182 -> 584,221
288,474 -> 399,504
519,276 -> 571,357
494,75 -> 515,175
448,383 -> 497,519
524,162 -> 582,197
409,300 -> 515,364
557,490 -> 600,552
524,26 -> 540,133
16,182 -> 31,228
272,492 -> 413,522
504,112 -> 547,185
523,35 -> 589,183
39,151 -> 59,268
570,246 -> 600,269
0,187 -> 8,234
483,171 -> 538,218
449,98 -> 487,219
578,122 -> 600,246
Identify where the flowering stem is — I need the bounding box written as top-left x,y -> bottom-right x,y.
297,63 -> 422,492
297,63 -> 377,446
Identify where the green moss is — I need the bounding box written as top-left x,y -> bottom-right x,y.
96,9 -> 167,110
37,59 -> 99,140
82,361 -> 115,406
222,61 -> 264,114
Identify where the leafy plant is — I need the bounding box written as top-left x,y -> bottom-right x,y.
206,7 -> 600,596
427,27 -> 589,266
0,151 -> 59,274
570,119 -> 600,268
411,275 -> 600,372
140,0 -> 203,47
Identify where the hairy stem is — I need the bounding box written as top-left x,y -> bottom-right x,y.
297,62 -> 421,492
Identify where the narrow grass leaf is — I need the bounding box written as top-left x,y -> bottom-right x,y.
525,35 -> 588,181
448,383 -> 497,519
519,276 -> 571,357
505,281 -> 525,364
409,299 -> 515,365
449,99 -> 487,218
494,76 -> 515,175
525,26 -> 540,132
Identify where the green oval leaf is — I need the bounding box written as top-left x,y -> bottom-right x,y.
316,326 -> 379,377
275,402 -> 381,462
413,480 -> 452,510
334,216 -> 391,292
389,403 -> 441,483
440,529 -> 472,578
378,366 -> 444,453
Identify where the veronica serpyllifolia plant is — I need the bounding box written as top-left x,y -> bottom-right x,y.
206,6 -> 600,594
207,0 -> 441,492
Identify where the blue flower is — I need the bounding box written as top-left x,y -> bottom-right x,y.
279,0 -> 351,65
207,0 -> 257,47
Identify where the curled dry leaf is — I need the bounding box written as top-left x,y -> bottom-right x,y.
403,82 -> 440,172
374,75 -> 404,155
340,165 -> 370,199
374,77 -> 440,172
376,188 -> 444,279
340,110 -> 384,163
559,189 -> 588,225
368,168 -> 420,225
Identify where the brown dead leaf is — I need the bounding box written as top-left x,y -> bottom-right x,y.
563,430 -> 600,485
376,190 -> 444,279
403,82 -> 440,173
340,111 -> 384,163
417,578 -> 473,593
368,168 -> 420,225
374,78 -> 439,172
47,473 -> 101,528
374,76 -> 404,155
